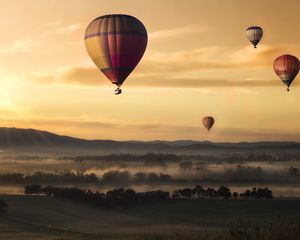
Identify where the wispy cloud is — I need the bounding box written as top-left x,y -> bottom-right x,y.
29,66 -> 283,89
31,67 -> 101,86
29,44 -> 300,88
43,23 -> 82,35
139,44 -> 286,73
0,38 -> 34,54
149,25 -> 208,40
43,21 -> 63,27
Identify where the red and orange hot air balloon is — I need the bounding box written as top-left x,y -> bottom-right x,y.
202,116 -> 215,132
273,54 -> 300,91
84,14 -> 148,95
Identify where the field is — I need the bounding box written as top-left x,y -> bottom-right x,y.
0,195 -> 299,239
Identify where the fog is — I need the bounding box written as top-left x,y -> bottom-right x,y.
0,153 -> 299,197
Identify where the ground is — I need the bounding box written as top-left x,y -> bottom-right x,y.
0,195 -> 299,239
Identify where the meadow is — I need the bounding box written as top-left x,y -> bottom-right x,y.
0,194 -> 299,239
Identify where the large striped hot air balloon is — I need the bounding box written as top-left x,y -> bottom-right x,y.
273,54 -> 300,91
84,14 -> 148,95
202,116 -> 215,132
246,26 -> 263,48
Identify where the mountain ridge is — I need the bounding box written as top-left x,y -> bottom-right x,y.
0,127 -> 299,153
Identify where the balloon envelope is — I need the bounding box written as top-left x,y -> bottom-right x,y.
84,14 -> 148,87
273,54 -> 300,91
246,26 -> 263,48
202,116 -> 215,131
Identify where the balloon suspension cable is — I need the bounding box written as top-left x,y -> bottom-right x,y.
114,87 -> 122,95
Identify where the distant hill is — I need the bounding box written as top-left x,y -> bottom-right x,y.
0,127 -> 85,147
0,127 -> 299,154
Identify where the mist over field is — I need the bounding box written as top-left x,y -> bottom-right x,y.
0,151 -> 299,197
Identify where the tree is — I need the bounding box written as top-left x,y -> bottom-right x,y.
172,189 -> 181,198
179,188 -> 193,198
195,185 -> 205,192
206,188 -> 217,198
233,192 -> 239,199
123,189 -> 138,204
24,184 -> 42,194
0,200 -> 8,215
257,187 -> 273,199
250,188 -> 257,199
217,186 -> 232,199
240,189 -> 251,199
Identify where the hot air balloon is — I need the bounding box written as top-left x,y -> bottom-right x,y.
273,54 -> 300,91
246,26 -> 263,48
84,14 -> 148,95
202,116 -> 215,132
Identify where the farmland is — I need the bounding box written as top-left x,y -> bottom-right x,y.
0,194 -> 299,239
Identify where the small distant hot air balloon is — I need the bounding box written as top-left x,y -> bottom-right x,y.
84,14 -> 148,95
246,26 -> 263,48
273,54 -> 300,91
202,116 -> 215,132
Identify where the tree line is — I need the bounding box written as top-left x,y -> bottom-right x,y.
24,185 -> 170,208
0,171 -> 98,184
61,153 -> 180,163
24,184 -> 273,210
0,170 -> 175,185
2,153 -> 300,167
172,185 -> 273,199
60,152 -> 300,163
1,168 -> 297,185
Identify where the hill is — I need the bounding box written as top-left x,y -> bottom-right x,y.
0,127 -> 299,155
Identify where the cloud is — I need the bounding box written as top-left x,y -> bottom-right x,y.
29,67 -> 281,89
43,21 -> 63,27
0,38 -> 34,54
0,22 -> 82,55
30,44 -> 300,88
43,23 -> 82,35
31,67 -> 102,86
131,78 -> 282,88
149,25 -> 208,40
138,45 -> 285,73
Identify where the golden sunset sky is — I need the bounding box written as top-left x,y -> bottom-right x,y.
1,0 -> 300,141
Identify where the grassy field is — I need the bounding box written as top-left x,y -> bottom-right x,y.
0,195 -> 299,239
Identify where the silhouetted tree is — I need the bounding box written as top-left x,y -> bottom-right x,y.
24,184 -> 42,194
217,186 -> 232,199
240,187 -> 273,199
179,188 -> 193,198
233,192 -> 239,199
0,200 -> 8,215
257,187 -> 273,199
206,188 -> 218,198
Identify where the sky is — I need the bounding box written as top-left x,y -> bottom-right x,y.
0,0 -> 300,141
